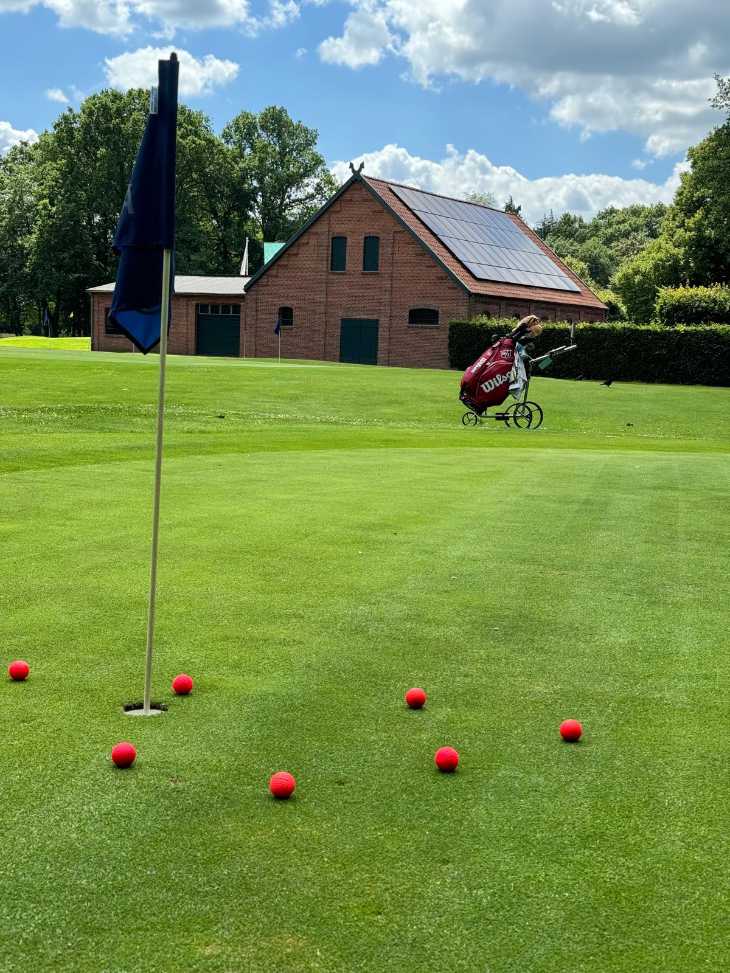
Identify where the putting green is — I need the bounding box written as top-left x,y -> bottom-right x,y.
1,350 -> 728,972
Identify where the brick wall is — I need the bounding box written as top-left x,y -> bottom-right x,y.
91,292 -> 235,354
244,181 -> 470,369
468,296 -> 607,323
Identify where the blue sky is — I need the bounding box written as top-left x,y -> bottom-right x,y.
0,0 -> 727,224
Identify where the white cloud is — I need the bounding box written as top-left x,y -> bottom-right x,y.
319,0 -> 730,157
0,0 -> 298,34
332,143 -> 688,224
104,47 -> 239,97
0,120 -> 38,154
46,87 -> 70,103
552,0 -> 648,27
295,46 -> 307,57
319,3 -> 394,68
631,157 -> 650,170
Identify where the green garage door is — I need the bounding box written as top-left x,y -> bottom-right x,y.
340,319 -> 379,365
196,303 -> 240,357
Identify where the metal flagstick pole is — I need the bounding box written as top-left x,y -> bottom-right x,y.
278,328 -> 281,364
142,247 -> 172,715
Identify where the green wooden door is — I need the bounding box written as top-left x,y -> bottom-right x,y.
196,311 -> 240,357
339,319 -> 379,365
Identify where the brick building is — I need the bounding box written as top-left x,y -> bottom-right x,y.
89,171 -> 605,367
244,171 -> 605,368
88,276 -> 248,356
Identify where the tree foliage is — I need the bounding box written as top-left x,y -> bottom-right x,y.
0,96 -> 329,334
535,204 -> 668,287
612,237 -> 685,322
664,121 -> 730,286
466,191 -> 497,208
655,285 -> 730,327
222,106 -> 337,243
710,74 -> 730,114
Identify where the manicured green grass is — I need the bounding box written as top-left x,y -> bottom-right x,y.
0,335 -> 91,350
1,350 -> 728,972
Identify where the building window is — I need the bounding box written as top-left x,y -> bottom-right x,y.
330,236 -> 347,272
408,308 -> 440,327
197,303 -> 240,315
104,308 -> 124,336
278,306 -> 294,328
363,236 -> 380,272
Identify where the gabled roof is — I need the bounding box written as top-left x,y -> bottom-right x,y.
364,177 -> 605,309
245,172 -> 605,309
88,275 -> 249,296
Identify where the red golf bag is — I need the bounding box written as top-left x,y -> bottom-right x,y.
459,337 -> 516,414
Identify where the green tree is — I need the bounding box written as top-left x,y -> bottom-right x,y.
710,74 -> 730,113
18,89 -> 250,333
535,204 -> 666,275
588,203 -> 667,265
0,143 -> 38,333
561,255 -> 595,287
466,191 -> 497,208
594,288 -> 626,321
503,195 -> 522,215
222,106 -> 337,244
613,236 -> 685,322
664,120 -> 730,286
578,238 -> 615,286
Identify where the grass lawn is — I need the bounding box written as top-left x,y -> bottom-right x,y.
0,335 -> 91,351
0,348 -> 728,973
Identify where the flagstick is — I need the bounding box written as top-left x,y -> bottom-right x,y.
142,247 -> 172,715
278,329 -> 281,364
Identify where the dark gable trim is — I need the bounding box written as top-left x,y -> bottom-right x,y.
244,175 -> 359,293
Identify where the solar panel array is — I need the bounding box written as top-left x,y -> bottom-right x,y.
390,185 -> 581,293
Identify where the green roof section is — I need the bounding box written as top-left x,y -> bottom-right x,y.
264,242 -> 286,263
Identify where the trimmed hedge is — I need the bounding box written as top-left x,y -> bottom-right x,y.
655,285 -> 730,327
449,318 -> 730,386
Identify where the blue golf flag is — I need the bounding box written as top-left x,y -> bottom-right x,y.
109,54 -> 179,353
274,318 -> 282,336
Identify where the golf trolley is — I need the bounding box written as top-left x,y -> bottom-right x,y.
459,320 -> 576,430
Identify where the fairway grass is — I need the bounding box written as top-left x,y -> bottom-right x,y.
1,350 -> 728,972
0,335 -> 91,351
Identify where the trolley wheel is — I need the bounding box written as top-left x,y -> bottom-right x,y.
462,411 -> 479,427
522,401 -> 544,429
510,403 -> 533,429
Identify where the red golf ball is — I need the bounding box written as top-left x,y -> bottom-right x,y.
269,771 -> 296,799
172,673 -> 194,695
559,719 -> 583,742
435,746 -> 459,773
405,687 -> 427,709
8,660 -> 30,681
111,742 -> 137,769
